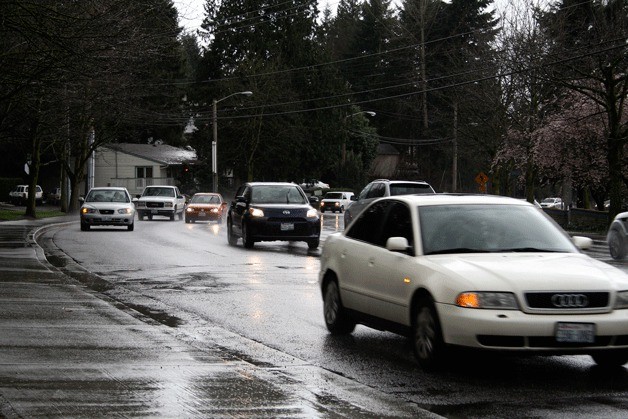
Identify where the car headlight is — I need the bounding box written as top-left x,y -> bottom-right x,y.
81,207 -> 97,214
615,291 -> 628,309
164,202 -> 173,208
186,207 -> 194,213
249,207 -> 264,217
117,208 -> 133,215
456,292 -> 518,310
211,208 -> 219,213
307,208 -> 318,218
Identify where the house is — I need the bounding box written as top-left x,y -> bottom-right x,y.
370,143 -> 400,179
94,143 -> 197,197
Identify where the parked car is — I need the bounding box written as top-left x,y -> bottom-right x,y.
300,179 -> 330,189
48,187 -> 61,205
540,197 -> 563,209
320,191 -> 354,213
134,185 -> 186,221
607,211 -> 628,260
319,194 -> 628,370
79,187 -> 135,231
185,193 -> 227,224
227,182 -> 321,250
9,184 -> 43,205
344,179 -> 435,226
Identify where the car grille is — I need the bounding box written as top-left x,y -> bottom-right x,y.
524,292 -> 609,310
99,210 -> 114,215
146,202 -> 164,208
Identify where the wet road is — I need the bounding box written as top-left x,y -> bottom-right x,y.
40,213 -> 628,418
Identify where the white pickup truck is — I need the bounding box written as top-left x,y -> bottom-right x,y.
134,185 -> 186,221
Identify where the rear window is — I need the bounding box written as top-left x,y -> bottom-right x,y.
390,183 -> 434,196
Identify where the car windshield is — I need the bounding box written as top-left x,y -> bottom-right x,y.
191,195 -> 220,204
420,204 -> 576,255
390,183 -> 434,195
144,187 -> 174,197
251,186 -> 306,204
86,190 -> 129,203
325,193 -> 343,199
542,198 -> 556,203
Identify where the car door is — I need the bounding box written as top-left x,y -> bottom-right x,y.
362,201 -> 416,324
229,185 -> 250,236
339,200 -> 389,313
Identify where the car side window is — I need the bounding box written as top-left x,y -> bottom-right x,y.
367,182 -> 385,199
358,184 -> 371,200
345,201 -> 389,246
381,202 -> 413,248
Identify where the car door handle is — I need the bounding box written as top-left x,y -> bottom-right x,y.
368,257 -> 375,267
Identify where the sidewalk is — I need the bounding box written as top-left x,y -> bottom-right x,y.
0,216 -> 432,418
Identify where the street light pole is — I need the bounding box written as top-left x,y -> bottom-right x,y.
212,90 -> 253,193
342,111 -> 376,165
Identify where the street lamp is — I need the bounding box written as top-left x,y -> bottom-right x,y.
212,90 -> 253,193
342,111 -> 376,165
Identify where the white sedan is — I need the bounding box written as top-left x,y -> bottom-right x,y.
319,194 -> 628,370
80,187 -> 136,231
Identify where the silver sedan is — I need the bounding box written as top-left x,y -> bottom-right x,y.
80,187 -> 136,231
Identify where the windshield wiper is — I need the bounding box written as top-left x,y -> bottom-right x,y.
426,248 -> 490,255
496,247 -> 563,253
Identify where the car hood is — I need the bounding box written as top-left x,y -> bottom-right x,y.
187,203 -> 222,209
83,202 -> 134,210
424,253 -> 628,292
251,203 -> 314,216
138,196 -> 176,201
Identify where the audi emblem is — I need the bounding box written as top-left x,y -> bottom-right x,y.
283,210 -> 291,215
551,294 -> 588,308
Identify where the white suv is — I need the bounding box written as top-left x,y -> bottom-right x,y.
320,191 -> 354,213
9,185 -> 43,205
344,179 -> 435,226
134,185 -> 186,221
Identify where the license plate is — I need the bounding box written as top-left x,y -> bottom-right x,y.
555,322 -> 595,343
103,217 -> 111,221
199,211 -> 206,216
280,222 -> 294,231
151,210 -> 158,214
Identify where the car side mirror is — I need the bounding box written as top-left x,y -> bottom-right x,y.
386,237 -> 412,254
78,197 -> 85,203
236,195 -> 247,204
351,195 -> 357,201
572,236 -> 593,250
309,196 -> 319,204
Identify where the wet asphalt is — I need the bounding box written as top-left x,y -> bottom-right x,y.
0,215 -> 435,418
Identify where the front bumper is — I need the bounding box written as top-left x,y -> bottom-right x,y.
81,214 -> 134,226
438,303 -> 628,352
247,217 -> 321,242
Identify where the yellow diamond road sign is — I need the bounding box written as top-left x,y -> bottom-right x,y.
475,172 -> 488,185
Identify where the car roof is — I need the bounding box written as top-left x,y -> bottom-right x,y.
89,187 -> 127,191
192,192 -> 221,196
382,193 -> 534,207
245,182 -> 299,187
372,179 -> 431,185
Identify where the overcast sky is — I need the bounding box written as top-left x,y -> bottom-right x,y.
173,0 -> 515,35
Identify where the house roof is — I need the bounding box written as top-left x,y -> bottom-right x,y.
105,143 -> 197,165
377,143 -> 399,155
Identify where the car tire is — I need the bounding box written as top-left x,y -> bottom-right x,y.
80,223 -> 90,231
185,217 -> 190,223
608,229 -> 626,260
147,214 -> 153,221
128,223 -> 134,231
323,278 -> 355,334
242,222 -> 254,249
170,213 -> 175,221
227,219 -> 238,246
412,296 -> 447,371
178,211 -> 183,221
591,350 -> 628,368
307,238 -> 320,250
339,206 -> 344,213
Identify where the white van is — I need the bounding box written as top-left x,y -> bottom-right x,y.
319,191 -> 354,213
